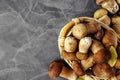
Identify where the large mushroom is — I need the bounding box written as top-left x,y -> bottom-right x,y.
48,60 -> 77,80
91,40 -> 110,63
93,63 -> 116,79
72,22 -> 103,40
96,0 -> 119,13
76,37 -> 92,60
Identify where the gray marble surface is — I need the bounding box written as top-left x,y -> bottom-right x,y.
0,0 -> 100,80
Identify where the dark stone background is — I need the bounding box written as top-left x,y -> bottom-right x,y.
0,0 -> 99,80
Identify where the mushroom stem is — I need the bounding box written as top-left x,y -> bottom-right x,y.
81,54 -> 95,71
91,40 -> 104,54
60,66 -> 77,80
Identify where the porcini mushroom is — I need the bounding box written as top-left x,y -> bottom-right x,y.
79,37 -> 92,53
76,37 -> 92,60
81,54 -> 95,71
93,63 -> 115,79
102,30 -> 118,48
48,60 -> 77,80
96,0 -> 119,13
91,40 -> 110,63
94,8 -> 108,19
62,50 -> 77,60
72,60 -> 85,76
91,40 -> 104,54
64,36 -> 77,52
72,23 -> 87,39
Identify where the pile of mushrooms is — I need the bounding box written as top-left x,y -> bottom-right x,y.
48,0 -> 120,80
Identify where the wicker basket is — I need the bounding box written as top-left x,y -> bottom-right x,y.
58,17 -> 117,79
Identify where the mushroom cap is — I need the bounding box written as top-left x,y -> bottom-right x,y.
102,30 -> 118,48
81,54 -> 95,71
79,37 -> 92,53
62,50 -> 77,60
94,8 -> 108,19
76,52 -> 88,60
101,0 -> 119,14
91,40 -> 104,54
72,23 -> 87,39
93,49 -> 111,63
48,60 -> 64,79
93,63 -> 115,79
64,36 -> 78,52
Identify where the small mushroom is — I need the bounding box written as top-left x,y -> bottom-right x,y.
76,37 -> 92,60
81,54 -> 95,71
62,50 -> 77,60
94,8 -> 108,19
111,16 -> 120,25
86,22 -> 104,40
93,49 -> 111,63
102,30 -> 118,48
64,36 -> 77,52
93,63 -> 116,79
91,40 -> 104,54
86,22 -> 98,34
48,60 -> 77,80
96,0 -> 119,13
91,40 -> 110,63
72,60 -> 85,76
79,37 -> 92,53
72,23 -> 87,39
98,15 -> 111,25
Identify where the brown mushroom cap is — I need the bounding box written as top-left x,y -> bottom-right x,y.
72,23 -> 87,39
93,49 -> 111,63
62,50 -> 77,60
76,52 -> 88,60
48,60 -> 64,79
91,40 -> 104,54
102,30 -> 118,48
93,63 -> 115,78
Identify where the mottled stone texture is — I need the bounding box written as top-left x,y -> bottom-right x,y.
0,0 -> 99,80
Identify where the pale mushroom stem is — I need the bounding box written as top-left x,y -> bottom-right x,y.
60,66 -> 77,80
